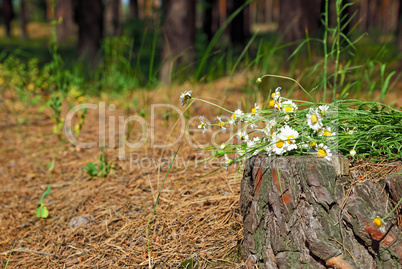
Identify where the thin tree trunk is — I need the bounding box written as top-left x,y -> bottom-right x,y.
203,0 -> 214,42
3,0 -> 14,37
230,0 -> 250,45
160,0 -> 195,83
129,0 -> 138,18
56,0 -> 74,42
105,0 -> 120,36
21,0 -> 27,39
278,0 -> 321,50
74,0 -> 104,63
397,0 -> 402,52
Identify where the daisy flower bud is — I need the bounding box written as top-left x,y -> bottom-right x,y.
179,90 -> 192,106
350,149 -> 356,157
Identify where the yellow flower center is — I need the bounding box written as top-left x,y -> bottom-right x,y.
232,114 -> 236,120
251,108 -> 257,113
311,141 -> 316,147
271,92 -> 277,99
269,100 -> 275,108
317,148 -> 327,158
345,132 -> 350,135
284,106 -> 293,112
287,135 -> 295,144
323,130 -> 332,137
373,217 -> 383,227
310,114 -> 318,124
200,123 -> 204,128
276,140 -> 284,148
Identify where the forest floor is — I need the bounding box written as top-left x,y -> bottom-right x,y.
1,77 -> 402,268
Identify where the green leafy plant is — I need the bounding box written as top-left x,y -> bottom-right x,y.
83,152 -> 113,178
36,185 -> 52,219
48,94 -> 64,139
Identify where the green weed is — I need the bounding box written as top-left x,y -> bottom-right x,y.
83,151 -> 113,178
36,185 -> 51,219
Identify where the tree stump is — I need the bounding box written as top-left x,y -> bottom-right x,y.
240,154 -> 402,269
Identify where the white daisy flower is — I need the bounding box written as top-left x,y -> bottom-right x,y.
272,134 -> 286,155
281,100 -> 298,113
251,103 -> 259,114
373,216 -> 387,234
224,154 -> 233,170
179,90 -> 192,106
237,130 -> 249,142
230,109 -> 243,125
198,116 -> 208,134
247,140 -> 256,150
271,87 -> 281,101
279,125 -> 299,151
284,115 -> 290,121
316,143 -> 332,161
216,116 -> 227,133
236,147 -> 246,157
306,108 -> 323,131
318,105 -> 330,116
318,126 -> 336,139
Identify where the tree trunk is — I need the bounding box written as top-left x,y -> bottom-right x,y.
20,0 -> 27,39
397,0 -> 402,52
74,0 -> 104,63
56,0 -> 74,42
278,0 -> 321,50
160,0 -> 195,83
129,0 -> 138,19
203,0 -> 215,42
105,0 -> 120,36
3,0 -> 14,37
230,0 -> 250,45
240,154 -> 402,268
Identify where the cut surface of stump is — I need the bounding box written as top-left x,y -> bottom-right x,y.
240,154 -> 402,269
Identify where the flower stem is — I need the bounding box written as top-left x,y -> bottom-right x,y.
192,98 -> 233,113
383,197 -> 402,221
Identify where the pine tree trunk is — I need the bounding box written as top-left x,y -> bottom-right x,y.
20,0 -> 27,40
3,0 -> 14,37
105,0 -> 120,36
129,0 -> 138,19
160,0 -> 195,83
74,0 -> 104,63
278,0 -> 321,50
230,0 -> 250,45
240,154 -> 402,268
56,0 -> 74,42
397,0 -> 402,52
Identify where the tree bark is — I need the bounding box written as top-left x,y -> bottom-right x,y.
230,0 -> 250,45
2,0 -> 14,37
203,0 -> 215,42
397,0 -> 402,52
20,0 -> 27,39
129,0 -> 138,19
74,0 -> 104,63
278,0 -> 321,50
105,0 -> 120,36
240,154 -> 402,268
56,0 -> 74,42
160,0 -> 196,83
